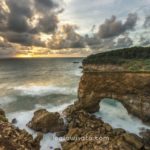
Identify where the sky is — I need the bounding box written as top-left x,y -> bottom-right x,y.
0,0 -> 150,58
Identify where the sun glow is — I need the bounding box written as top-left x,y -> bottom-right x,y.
15,53 -> 82,58
15,54 -> 33,58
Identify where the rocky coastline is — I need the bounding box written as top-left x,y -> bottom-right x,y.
0,108 -> 42,150
0,47 -> 150,149
1,107 -> 149,150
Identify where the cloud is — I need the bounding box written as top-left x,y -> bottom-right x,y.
144,15 -> 150,28
0,0 -> 148,57
48,24 -> 86,49
139,36 -> 150,46
3,32 -> 45,47
6,0 -> 33,33
0,0 -> 61,48
97,13 -> 138,38
115,36 -> 133,48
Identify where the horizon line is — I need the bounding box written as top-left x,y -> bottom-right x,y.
0,56 -> 85,59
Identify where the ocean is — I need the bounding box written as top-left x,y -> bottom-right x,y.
0,58 -> 82,113
0,58 -> 149,150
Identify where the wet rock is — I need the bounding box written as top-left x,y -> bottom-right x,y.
73,61 -> 79,64
123,133 -> 144,149
56,131 -> 67,137
27,109 -> 65,133
34,132 -> 43,143
11,118 -> 17,124
0,108 -> 5,117
0,115 -> 8,122
0,108 -> 8,123
140,129 -> 150,150
0,117 -> 41,150
62,110 -> 147,150
113,128 -> 126,135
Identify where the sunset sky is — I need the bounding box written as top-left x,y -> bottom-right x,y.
0,0 -> 150,58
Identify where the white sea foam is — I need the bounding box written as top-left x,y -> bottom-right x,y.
7,102 -> 73,150
14,85 -> 77,96
74,69 -> 82,76
0,96 -> 17,105
35,101 -> 74,113
95,99 -> 150,135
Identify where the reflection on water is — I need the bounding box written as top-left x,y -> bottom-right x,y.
0,58 -> 83,113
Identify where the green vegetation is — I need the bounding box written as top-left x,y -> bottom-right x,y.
83,47 -> 150,71
125,59 -> 150,71
83,47 -> 150,65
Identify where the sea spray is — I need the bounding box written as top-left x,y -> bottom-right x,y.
95,98 -> 150,136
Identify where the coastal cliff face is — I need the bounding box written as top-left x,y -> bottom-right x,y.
77,47 -> 150,123
78,70 -> 150,122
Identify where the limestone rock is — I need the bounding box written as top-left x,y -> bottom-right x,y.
123,133 -> 144,149
62,110 -> 147,150
77,71 -> 150,123
0,108 -> 8,123
27,109 -> 65,133
0,108 -> 5,117
0,109 -> 41,150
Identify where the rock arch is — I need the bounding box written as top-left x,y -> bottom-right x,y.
78,72 -> 150,123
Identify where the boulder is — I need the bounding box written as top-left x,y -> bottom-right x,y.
27,109 -> 65,133
0,108 -> 8,122
140,129 -> 150,150
0,120 -> 41,150
123,133 -> 144,149
11,118 -> 17,124
0,108 -> 5,116
62,110 -> 147,150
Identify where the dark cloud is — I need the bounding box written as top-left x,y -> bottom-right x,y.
97,13 -> 138,38
36,0 -> 57,8
144,16 -> 150,28
3,32 -> 45,47
48,13 -> 137,51
6,0 -> 33,33
0,1 -> 145,58
34,14 -> 58,33
49,25 -> 86,49
115,36 -> 133,48
140,36 -> 150,46
0,0 -> 61,48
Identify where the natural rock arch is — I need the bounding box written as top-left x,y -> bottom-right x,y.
77,72 -> 150,123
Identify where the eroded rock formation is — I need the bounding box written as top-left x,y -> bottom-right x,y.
0,108 -> 41,150
27,109 -> 65,133
78,72 -> 150,122
62,110 -> 147,150
76,47 -> 150,123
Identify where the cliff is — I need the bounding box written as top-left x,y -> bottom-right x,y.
77,47 -> 150,123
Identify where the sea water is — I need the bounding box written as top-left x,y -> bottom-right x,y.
0,58 -> 149,150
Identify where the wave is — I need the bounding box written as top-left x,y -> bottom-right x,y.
6,102 -> 73,150
13,85 -> 77,96
73,69 -> 82,77
0,96 -> 17,105
95,98 -> 150,135
35,101 -> 74,112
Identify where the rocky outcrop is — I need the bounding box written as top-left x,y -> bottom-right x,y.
140,129 -> 150,149
75,48 -> 150,123
27,109 -> 65,133
78,72 -> 150,122
62,110 -> 147,150
0,108 -> 41,150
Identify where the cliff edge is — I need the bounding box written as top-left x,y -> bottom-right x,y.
77,47 -> 150,123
